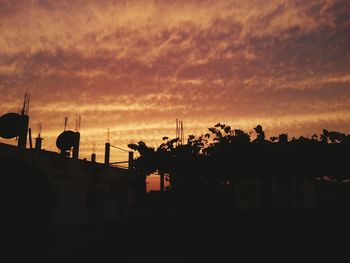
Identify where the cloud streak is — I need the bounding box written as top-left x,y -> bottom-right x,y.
1,0 -> 349,160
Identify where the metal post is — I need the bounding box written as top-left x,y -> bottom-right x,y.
18,115 -> 29,149
104,143 -> 110,165
128,151 -> 134,172
28,128 -> 33,149
35,137 -> 43,150
72,132 -> 80,159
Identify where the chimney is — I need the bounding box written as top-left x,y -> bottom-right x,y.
35,137 -> 43,150
91,153 -> 96,162
104,142 -> 110,165
72,132 -> 80,159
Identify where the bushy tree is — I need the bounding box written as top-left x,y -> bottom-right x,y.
129,124 -> 350,188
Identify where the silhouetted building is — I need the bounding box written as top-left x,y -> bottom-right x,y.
0,110 -> 145,227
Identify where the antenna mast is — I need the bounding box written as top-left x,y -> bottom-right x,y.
64,117 -> 68,131
78,115 -> 81,131
37,122 -> 42,138
175,119 -> 184,146
75,115 -> 81,132
181,120 -> 184,145
176,119 -> 178,139
21,92 -> 30,116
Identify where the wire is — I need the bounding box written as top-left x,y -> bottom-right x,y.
110,144 -> 130,152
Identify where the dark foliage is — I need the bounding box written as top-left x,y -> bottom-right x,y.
129,124 -> 350,191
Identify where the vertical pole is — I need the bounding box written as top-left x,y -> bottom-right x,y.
104,142 -> 110,165
28,128 -> 33,149
35,137 -> 42,150
176,119 -> 178,146
181,121 -> 184,145
64,117 -> 68,131
18,115 -> 29,149
72,132 -> 80,159
128,151 -> 134,173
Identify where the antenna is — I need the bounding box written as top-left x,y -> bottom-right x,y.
37,122 -> 42,138
26,93 -> 30,115
175,119 -> 184,146
75,115 -> 81,132
176,119 -> 178,141
75,117 -> 77,131
21,92 -> 30,116
21,94 -> 25,115
181,120 -> 184,145
64,117 -> 68,131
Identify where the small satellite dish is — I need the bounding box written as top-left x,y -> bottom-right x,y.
56,130 -> 79,151
0,113 -> 24,139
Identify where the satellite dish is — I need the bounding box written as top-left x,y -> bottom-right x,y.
0,113 -> 24,139
56,130 -> 79,151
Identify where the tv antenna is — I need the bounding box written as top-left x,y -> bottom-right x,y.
75,115 -> 81,132
37,122 -> 42,138
64,117 -> 68,131
176,119 -> 184,146
21,92 -> 30,116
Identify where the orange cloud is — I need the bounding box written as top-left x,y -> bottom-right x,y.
0,0 -> 349,160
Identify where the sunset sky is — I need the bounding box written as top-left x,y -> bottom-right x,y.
1,0 -> 350,163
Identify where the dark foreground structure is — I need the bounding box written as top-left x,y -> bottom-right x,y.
1,105 -> 350,262
0,106 -> 144,262
49,210 -> 350,263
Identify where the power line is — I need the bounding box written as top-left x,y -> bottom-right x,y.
110,144 -> 129,152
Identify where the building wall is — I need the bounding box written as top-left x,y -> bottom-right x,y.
0,143 -> 139,226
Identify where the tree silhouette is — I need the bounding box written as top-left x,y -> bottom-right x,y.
129,123 -> 350,195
